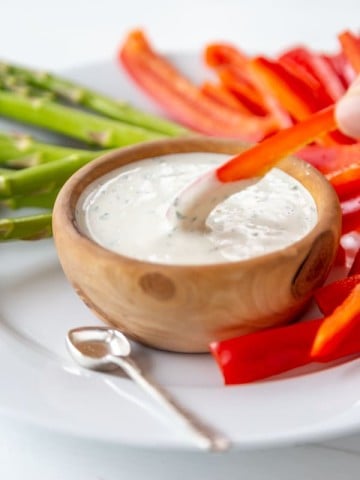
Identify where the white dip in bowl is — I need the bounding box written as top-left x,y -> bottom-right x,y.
76,152 -> 317,265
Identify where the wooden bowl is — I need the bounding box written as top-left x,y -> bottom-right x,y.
52,137 -> 341,353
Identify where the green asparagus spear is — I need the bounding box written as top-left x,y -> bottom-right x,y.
0,61 -> 188,136
0,90 -> 164,147
0,153 -> 43,168
0,153 -> 96,198
0,132 -> 105,166
1,188 -> 59,209
0,74 -> 55,100
0,213 -> 52,240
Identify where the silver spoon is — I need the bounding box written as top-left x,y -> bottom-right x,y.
66,326 -> 230,452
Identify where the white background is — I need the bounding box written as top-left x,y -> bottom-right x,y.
1,1 -> 360,478
2,0 -> 360,69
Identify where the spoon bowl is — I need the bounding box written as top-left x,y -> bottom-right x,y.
67,326 -> 131,371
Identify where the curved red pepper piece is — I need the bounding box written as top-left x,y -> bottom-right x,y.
298,143 -> 360,174
210,314 -> 360,385
349,248 -> 360,275
217,65 -> 271,116
216,106 -> 336,182
200,81 -> 253,114
315,274 -> 360,316
324,52 -> 356,89
327,163 -> 360,201
341,196 -> 360,234
119,30 -> 278,141
247,56 -> 326,120
338,31 -> 360,74
311,284 -> 360,358
204,43 -> 248,68
279,47 -> 346,102
334,243 -> 347,267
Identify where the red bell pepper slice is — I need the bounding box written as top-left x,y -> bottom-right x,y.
278,55 -> 332,108
279,56 -> 322,90
349,248 -> 360,275
297,143 -> 360,174
210,315 -> 360,385
327,52 -> 356,87
205,43 -> 248,68
188,40 -> 293,128
279,47 -> 346,102
200,81 -> 253,114
119,30 -> 278,141
247,56 -> 326,121
216,105 -> 336,182
341,196 -> 360,234
278,52 -> 352,146
338,31 -> 360,74
323,53 -> 355,89
210,319 -> 322,385
311,284 -> 360,358
217,65 -> 290,130
204,44 -> 284,120
326,163 -> 360,201
217,65 -> 271,116
334,243 -> 347,267
314,274 -> 360,316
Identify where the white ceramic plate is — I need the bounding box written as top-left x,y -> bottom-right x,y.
1,58 -> 360,451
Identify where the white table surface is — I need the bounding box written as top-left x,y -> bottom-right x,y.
1,1 -> 360,478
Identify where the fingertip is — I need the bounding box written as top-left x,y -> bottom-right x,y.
335,95 -> 360,139
335,77 -> 360,139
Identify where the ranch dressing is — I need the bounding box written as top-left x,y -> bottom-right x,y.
76,152 -> 317,265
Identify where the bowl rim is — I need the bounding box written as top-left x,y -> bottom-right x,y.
52,136 -> 341,273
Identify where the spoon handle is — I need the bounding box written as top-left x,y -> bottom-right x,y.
110,354 -> 229,452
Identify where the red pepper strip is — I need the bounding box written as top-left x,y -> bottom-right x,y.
216,106 -> 336,182
279,47 -> 346,102
119,30 -> 278,141
218,66 -> 271,115
349,248 -> 360,275
334,243 -> 347,267
247,56 -> 325,121
218,65 -> 292,127
314,275 -> 360,316
327,163 -> 360,201
210,317 -> 360,385
311,284 -> 360,358
325,130 -> 356,146
298,143 -> 360,174
323,53 -> 355,89
205,43 -> 294,127
338,31 -> 360,74
279,56 -> 322,90
279,55 -> 353,146
205,43 -> 248,68
247,58 -> 344,147
200,81 -> 254,115
341,196 -> 360,234
278,56 -> 332,107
